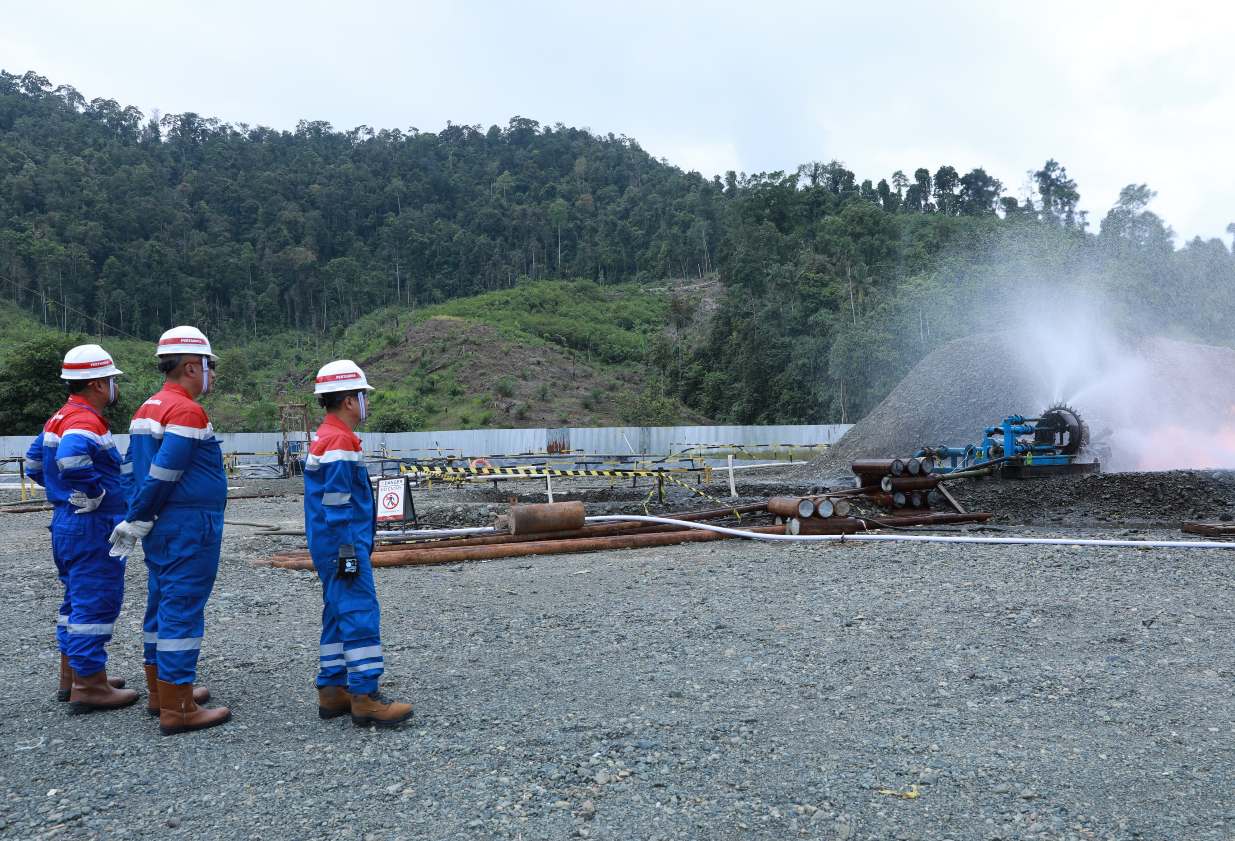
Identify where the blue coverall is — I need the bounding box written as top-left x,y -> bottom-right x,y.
304,414 -> 383,695
26,396 -> 130,677
124,382 -> 228,685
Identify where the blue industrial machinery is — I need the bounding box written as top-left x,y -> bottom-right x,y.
918,404 -> 1099,478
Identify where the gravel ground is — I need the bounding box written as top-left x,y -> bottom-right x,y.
3,486 -> 1235,841
946,470 -> 1235,527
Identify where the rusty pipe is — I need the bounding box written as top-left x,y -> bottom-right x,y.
856,512 -> 993,527
788,516 -> 867,535
509,501 -> 586,534
270,524 -> 788,569
869,491 -> 908,508
851,459 -> 906,477
881,476 -> 941,492
768,496 -> 815,519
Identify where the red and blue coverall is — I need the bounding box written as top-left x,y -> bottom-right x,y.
25,396 -> 130,677
304,414 -> 382,695
124,382 -> 228,685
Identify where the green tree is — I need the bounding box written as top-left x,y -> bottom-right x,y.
0,334 -> 79,433
958,168 -> 1003,215
1033,159 -> 1080,227
932,165 -> 959,215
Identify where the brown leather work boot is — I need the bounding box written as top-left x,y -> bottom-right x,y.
68,669 -> 139,714
58,654 -> 125,701
317,685 -> 352,720
143,665 -> 209,715
350,691 -> 413,728
157,680 -> 231,736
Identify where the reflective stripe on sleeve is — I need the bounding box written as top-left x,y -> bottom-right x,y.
26,459 -> 42,471
322,492 -> 351,506
120,462 -> 133,475
61,428 -> 104,444
306,449 -> 362,470
165,424 -> 211,440
56,455 -> 92,470
129,418 -> 163,438
149,464 -> 183,482
42,433 -> 62,445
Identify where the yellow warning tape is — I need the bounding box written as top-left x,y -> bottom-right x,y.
401,464 -> 695,479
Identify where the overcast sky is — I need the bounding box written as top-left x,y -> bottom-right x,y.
4,1 -> 1232,243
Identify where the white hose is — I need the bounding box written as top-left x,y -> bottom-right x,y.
376,526 -> 497,540
584,515 -> 1235,550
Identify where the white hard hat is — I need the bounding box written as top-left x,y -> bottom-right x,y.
314,359 -> 375,395
156,325 -> 217,360
61,344 -> 124,381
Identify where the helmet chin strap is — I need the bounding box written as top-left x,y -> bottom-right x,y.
356,391 -> 367,423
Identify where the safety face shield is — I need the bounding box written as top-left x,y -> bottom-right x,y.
106,377 -> 118,407
356,391 -> 367,423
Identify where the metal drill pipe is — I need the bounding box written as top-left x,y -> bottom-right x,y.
851,459 -> 906,477
881,476 -> 941,492
768,496 -> 815,519
811,497 -> 835,518
269,524 -> 788,569
509,501 -> 587,534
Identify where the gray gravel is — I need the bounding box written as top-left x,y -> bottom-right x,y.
3,488 -> 1235,840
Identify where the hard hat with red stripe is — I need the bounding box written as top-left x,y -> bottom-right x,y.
156,325 -> 217,360
314,359 -> 375,395
61,344 -> 124,380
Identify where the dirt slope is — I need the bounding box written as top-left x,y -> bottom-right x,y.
362,315 -> 706,428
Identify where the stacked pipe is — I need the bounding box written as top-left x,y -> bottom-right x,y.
268,501 -> 782,569
766,494 -> 866,534
265,490 -> 994,571
851,457 -> 939,511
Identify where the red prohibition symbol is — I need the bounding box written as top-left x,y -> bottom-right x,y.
382,492 -> 400,509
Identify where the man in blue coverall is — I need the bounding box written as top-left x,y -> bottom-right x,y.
307,359 -> 413,728
109,325 -> 230,735
26,344 -> 138,712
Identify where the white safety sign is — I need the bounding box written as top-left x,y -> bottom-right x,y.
376,477 -> 410,522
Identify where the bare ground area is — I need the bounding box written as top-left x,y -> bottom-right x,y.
2,479 -> 1235,840
360,315 -> 706,429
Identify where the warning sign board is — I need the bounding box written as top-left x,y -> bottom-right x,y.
376,477 -> 410,522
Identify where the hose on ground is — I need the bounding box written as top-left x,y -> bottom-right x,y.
583,515 -> 1235,550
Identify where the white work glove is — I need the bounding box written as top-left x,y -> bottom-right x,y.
108,519 -> 154,557
68,489 -> 106,514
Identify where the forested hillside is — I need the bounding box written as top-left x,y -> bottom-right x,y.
2,68 -> 1233,431
0,70 -> 716,339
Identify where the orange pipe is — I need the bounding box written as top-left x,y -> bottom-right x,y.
270,524 -> 786,569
